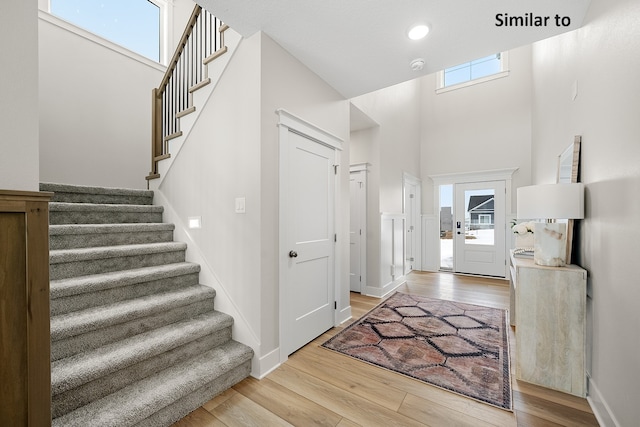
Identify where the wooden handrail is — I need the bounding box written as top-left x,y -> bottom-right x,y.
147,5 -> 228,181
158,5 -> 202,94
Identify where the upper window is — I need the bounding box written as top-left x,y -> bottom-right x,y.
50,0 -> 162,63
436,52 -> 509,93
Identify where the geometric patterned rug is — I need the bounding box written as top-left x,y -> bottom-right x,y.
321,292 -> 512,410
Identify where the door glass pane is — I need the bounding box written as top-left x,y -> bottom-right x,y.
439,185 -> 453,270
464,189 -> 494,245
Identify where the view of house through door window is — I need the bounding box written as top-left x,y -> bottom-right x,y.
464,189 -> 495,245
439,184 -> 453,270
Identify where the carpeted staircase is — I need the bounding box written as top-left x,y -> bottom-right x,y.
41,182 -> 253,427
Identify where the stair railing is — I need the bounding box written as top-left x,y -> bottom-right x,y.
147,5 -> 228,180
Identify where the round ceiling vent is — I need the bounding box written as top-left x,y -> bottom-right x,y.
410,58 -> 425,71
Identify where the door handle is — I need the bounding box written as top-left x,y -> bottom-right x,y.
289,250 -> 298,258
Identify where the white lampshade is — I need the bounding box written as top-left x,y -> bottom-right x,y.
517,183 -> 584,220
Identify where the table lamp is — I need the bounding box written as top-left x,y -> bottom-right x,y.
516,183 -> 584,266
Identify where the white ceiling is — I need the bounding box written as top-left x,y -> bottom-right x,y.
198,0 -> 592,98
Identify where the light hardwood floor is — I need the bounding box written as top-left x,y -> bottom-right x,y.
172,272 -> 600,426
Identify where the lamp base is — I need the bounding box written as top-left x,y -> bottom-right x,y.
533,222 -> 567,267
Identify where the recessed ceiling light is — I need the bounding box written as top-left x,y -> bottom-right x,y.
408,24 -> 429,40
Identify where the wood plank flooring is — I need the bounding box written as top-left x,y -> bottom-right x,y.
172,272 -> 599,426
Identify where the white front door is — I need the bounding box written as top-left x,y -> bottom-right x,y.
282,130 -> 335,356
454,181 -> 506,277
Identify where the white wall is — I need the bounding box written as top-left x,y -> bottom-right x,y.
37,0 -> 194,189
531,0 -> 640,425
350,80 -> 421,293
38,15 -> 164,189
260,32 -> 350,353
159,31 -> 262,357
350,127 -> 381,291
158,31 -> 349,375
0,0 -> 39,191
351,80 -> 422,214
419,45 -> 533,215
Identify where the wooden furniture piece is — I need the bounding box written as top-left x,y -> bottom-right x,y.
0,190 -> 52,426
510,250 -> 587,397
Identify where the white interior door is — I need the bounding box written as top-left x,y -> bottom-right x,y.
282,131 -> 335,356
454,181 -> 506,277
349,171 -> 366,292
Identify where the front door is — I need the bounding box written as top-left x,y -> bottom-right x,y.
282,130 -> 335,356
454,181 -> 506,277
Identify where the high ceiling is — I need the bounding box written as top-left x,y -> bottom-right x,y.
198,0 -> 592,98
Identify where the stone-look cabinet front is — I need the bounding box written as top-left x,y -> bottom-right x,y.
510,250 -> 587,397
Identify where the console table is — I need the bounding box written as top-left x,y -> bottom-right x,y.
510,250 -> 587,397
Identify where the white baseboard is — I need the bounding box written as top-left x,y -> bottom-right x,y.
364,276 -> 405,298
587,376 -> 620,427
337,304 -> 352,325
255,347 -> 281,379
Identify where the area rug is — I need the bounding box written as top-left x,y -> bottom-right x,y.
322,292 -> 512,410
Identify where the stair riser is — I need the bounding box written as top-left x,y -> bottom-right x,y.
137,362 -> 252,427
50,210 -> 163,225
48,192 -> 153,206
51,272 -> 200,316
52,298 -> 216,361
50,230 -> 174,250
50,250 -> 185,280
52,331 -> 231,419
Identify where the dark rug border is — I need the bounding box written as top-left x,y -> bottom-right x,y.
321,292 -> 513,411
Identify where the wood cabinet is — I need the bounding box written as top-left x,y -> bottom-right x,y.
0,190 -> 52,426
510,250 -> 587,397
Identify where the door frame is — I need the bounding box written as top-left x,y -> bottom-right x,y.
403,172 -> 422,273
277,109 -> 343,364
429,168 -> 517,277
350,163 -> 368,292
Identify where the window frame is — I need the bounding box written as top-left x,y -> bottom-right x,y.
40,0 -> 173,66
478,214 -> 492,225
436,51 -> 509,94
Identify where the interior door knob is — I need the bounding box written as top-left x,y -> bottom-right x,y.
289,250 -> 298,258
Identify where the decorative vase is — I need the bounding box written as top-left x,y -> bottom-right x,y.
533,222 -> 567,267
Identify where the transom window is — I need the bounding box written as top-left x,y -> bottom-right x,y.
49,0 -> 164,63
436,52 -> 509,93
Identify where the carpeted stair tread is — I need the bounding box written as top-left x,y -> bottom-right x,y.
51,334 -> 231,419
41,182 -> 154,205
51,311 -> 235,395
50,223 -> 174,235
52,341 -> 253,427
50,202 -> 162,213
50,242 -> 186,263
51,262 -> 201,299
49,242 -> 187,280
51,285 -> 215,341
49,223 -> 175,249
49,202 -> 163,225
50,263 -> 201,316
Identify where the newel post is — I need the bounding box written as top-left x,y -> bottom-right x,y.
150,88 -> 163,178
